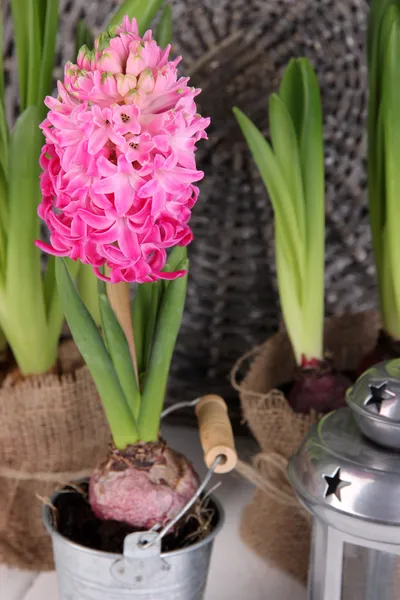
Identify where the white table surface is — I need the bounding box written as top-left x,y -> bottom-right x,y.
0,424 -> 306,600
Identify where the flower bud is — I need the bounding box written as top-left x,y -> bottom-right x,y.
137,69 -> 155,94
116,73 -> 137,97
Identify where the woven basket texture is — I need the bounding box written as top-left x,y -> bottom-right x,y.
3,0 -> 373,424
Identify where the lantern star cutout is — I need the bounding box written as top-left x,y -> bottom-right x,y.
323,468 -> 351,502
365,382 -> 395,413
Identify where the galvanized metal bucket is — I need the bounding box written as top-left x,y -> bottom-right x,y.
43,489 -> 223,600
43,395 -> 237,600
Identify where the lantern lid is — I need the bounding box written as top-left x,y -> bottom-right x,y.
289,407 -> 400,524
346,359 -> 400,449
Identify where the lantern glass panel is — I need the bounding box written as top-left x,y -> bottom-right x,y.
342,542 -> 399,600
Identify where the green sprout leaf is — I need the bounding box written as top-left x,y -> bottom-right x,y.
156,3 -> 173,48
2,106 -> 50,373
109,0 -> 164,34
232,107 -> 303,291
143,282 -> 163,368
233,58 -> 325,364
368,0 -> 400,337
0,6 -> 5,107
10,0 -> 29,110
131,245 -> 188,378
296,59 -> 325,362
164,245 -> 188,272
37,0 -> 59,112
77,263 -> 101,325
75,19 -> 94,60
269,93 -> 305,266
382,8 -> 400,329
56,259 -> 139,449
99,292 -> 141,420
27,0 -> 42,107
138,251 -> 188,441
0,101 -> 8,174
0,164 -> 7,275
131,282 -> 150,378
131,280 -> 164,380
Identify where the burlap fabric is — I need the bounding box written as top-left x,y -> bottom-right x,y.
234,311 -> 381,583
0,339 -> 111,570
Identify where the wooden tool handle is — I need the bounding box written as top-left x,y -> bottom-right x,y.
195,395 -> 238,474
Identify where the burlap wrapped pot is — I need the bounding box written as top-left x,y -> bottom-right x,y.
233,311 -> 381,583
0,339 -> 111,570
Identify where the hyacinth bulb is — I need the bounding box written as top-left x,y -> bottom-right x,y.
37,17 -> 210,283
89,441 -> 200,530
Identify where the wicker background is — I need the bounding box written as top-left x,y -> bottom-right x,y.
3,0 -> 374,422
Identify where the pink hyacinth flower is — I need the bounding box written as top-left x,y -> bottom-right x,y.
36,17 -> 210,283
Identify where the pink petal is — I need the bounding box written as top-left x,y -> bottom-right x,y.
97,156 -> 117,178
157,269 -> 187,280
88,127 -> 109,154
90,222 -> 120,243
114,175 -> 135,215
94,267 -> 111,282
78,210 -> 114,229
137,178 -> 158,198
35,240 -> 68,257
118,225 -> 140,259
117,154 -> 135,177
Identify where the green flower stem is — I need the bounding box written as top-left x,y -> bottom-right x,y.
106,277 -> 139,382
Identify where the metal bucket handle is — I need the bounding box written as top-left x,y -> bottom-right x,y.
111,395 -> 237,584
142,394 -> 237,548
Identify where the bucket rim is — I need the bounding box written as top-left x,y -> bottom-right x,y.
43,481 -> 224,560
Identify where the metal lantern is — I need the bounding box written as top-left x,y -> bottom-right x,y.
289,359 -> 400,600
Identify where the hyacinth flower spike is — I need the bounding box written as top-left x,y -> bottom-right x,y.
36,17 -> 208,285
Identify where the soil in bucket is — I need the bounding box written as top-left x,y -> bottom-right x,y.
52,482 -> 218,554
